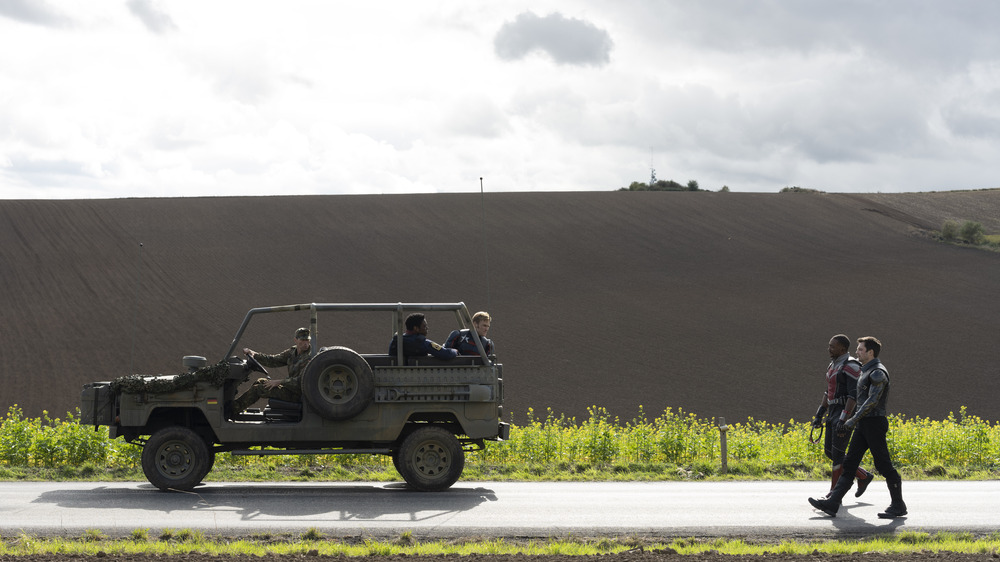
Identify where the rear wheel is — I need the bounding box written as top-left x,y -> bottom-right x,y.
302,347 -> 375,420
396,426 -> 464,492
141,427 -> 211,492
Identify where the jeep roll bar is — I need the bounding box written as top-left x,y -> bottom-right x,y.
222,302 -> 492,365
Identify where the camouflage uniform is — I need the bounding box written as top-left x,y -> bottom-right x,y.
231,347 -> 311,412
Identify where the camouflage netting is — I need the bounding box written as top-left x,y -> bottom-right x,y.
110,360 -> 233,394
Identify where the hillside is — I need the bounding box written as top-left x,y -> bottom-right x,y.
2,190 -> 999,425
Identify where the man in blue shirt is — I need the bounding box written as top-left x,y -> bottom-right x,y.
446,311 -> 494,356
389,313 -> 458,360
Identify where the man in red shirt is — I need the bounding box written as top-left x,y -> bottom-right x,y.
811,334 -> 874,497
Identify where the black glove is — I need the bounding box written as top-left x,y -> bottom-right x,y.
812,404 -> 827,428
835,421 -> 847,437
836,418 -> 857,437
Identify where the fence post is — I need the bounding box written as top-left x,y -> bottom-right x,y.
718,416 -> 728,475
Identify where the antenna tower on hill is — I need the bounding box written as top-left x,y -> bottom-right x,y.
649,148 -> 656,185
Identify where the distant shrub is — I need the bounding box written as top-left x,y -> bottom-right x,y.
941,220 -> 960,241
959,220 -> 986,245
941,219 -> 987,245
619,179 -> 701,192
780,186 -> 822,193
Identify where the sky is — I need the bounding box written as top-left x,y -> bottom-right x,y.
2,1 -> 1000,199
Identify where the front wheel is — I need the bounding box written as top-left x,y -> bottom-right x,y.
141,427 -> 211,492
395,426 -> 464,492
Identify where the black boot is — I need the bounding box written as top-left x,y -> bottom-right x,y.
878,481 -> 907,518
808,496 -> 839,517
810,475 -> 850,517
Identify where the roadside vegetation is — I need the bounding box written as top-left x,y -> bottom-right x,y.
2,405 -> 997,482
1,528 -> 999,557
3,406 -> 999,557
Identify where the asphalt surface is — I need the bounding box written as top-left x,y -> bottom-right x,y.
3,481 -> 998,539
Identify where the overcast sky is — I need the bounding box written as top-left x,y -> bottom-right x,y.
2,1 -> 1000,199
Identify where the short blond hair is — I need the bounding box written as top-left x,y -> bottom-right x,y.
472,311 -> 491,324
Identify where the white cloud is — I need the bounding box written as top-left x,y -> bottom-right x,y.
2,1 -> 1000,199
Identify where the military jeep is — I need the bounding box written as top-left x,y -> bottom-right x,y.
79,302 -> 508,492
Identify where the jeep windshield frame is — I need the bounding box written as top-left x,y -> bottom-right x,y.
222,302 -> 492,365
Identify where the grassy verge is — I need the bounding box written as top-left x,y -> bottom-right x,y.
2,529 -> 999,557
2,405 -> 999,482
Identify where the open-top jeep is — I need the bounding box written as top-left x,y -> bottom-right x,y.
80,302 -> 508,492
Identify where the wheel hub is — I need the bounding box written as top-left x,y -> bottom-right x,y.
159,443 -> 191,475
320,366 -> 357,403
415,443 -> 447,475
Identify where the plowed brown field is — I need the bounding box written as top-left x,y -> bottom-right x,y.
2,190 -> 999,424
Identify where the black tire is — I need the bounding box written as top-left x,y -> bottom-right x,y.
392,449 -> 403,475
302,347 -> 375,420
396,426 -> 465,492
141,427 -> 211,492
198,448 -> 216,484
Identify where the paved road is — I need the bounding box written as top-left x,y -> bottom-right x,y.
3,481 -> 998,539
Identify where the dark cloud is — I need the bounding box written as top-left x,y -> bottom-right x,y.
494,11 -> 612,67
0,0 -> 71,27
621,0 -> 1000,72
127,0 -> 177,34
942,91 -> 1000,140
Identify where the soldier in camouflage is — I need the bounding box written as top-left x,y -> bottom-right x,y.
228,327 -> 312,414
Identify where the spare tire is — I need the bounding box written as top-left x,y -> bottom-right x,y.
302,346 -> 375,420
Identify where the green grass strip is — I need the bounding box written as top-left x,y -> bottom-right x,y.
2,530 -> 999,557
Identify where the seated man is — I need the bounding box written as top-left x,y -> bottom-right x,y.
389,313 -> 458,360
446,311 -> 494,355
228,327 -> 311,415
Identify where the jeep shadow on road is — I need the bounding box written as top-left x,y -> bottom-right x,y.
35,483 -> 498,523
